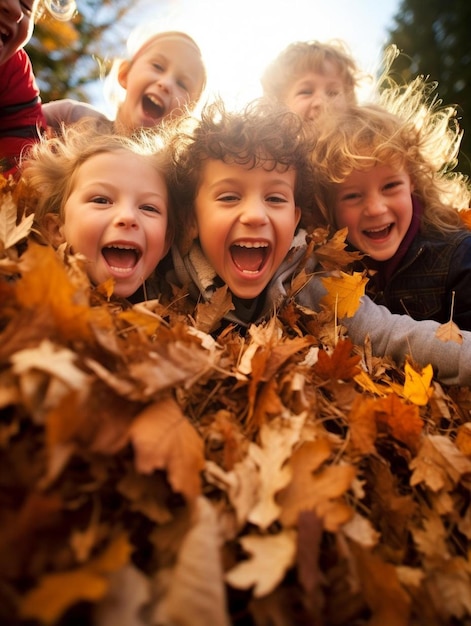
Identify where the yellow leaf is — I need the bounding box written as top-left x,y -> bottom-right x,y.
321,271 -> 368,318
403,362 -> 433,406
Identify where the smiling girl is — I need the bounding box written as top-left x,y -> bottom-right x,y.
21,121 -> 174,300
311,82 -> 471,330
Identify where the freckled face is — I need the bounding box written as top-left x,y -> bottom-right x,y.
333,164 -> 414,261
60,151 -> 170,297
194,159 -> 301,299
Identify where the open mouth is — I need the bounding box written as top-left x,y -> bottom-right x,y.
363,224 -> 393,240
142,94 -> 165,121
230,241 -> 269,274
102,245 -> 141,271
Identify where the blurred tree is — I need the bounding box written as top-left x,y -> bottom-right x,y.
26,0 -> 133,103
384,0 -> 471,177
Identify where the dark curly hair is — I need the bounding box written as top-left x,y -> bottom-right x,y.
167,98 -> 320,241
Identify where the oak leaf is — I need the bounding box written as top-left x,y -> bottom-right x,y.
247,414 -> 306,529
20,533 -> 131,624
321,271 -> 368,318
225,530 -> 297,598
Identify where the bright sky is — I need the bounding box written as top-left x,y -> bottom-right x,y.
93,0 -> 401,112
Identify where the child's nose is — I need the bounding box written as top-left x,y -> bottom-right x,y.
240,200 -> 269,225
364,194 -> 387,216
114,204 -> 139,228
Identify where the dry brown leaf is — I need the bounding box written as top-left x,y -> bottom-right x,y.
129,396 -> 205,500
435,319 -> 464,344
225,530 -> 297,598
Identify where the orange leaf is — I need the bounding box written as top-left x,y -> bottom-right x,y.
129,396 -> 205,500
313,338 -> 361,380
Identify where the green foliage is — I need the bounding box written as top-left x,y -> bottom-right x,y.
385,0 -> 471,177
26,0 -> 132,103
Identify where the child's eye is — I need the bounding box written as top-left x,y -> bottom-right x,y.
340,192 -> 361,202
140,204 -> 161,214
267,195 -> 287,204
153,63 -> 165,72
177,79 -> 189,92
327,90 -> 341,98
217,193 -> 239,203
21,1 -> 34,15
384,180 -> 403,191
90,196 -> 110,205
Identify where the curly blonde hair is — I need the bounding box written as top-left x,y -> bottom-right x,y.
311,76 -> 470,233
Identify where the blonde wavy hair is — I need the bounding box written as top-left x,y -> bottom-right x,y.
20,120 -> 174,241
311,74 -> 470,233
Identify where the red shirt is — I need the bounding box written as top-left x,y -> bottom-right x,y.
0,49 -> 47,174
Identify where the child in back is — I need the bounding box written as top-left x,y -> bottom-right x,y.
21,121 -> 173,300
164,97 -> 471,387
260,39 -> 360,122
0,0 -> 75,175
310,78 -> 471,329
44,24 -> 207,135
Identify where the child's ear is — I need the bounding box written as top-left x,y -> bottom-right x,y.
42,213 -> 66,247
117,60 -> 131,89
294,205 -> 302,227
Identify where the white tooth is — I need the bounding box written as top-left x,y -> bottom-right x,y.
236,241 -> 269,249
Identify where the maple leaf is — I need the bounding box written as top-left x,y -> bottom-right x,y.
195,284 -> 235,334
313,338 -> 361,380
374,393 -> 424,452
225,530 -> 297,598
314,227 -> 364,270
16,242 -> 94,341
278,439 -> 355,531
403,361 -> 434,406
320,271 -> 368,318
129,396 -> 206,500
0,191 -> 34,250
435,319 -> 463,344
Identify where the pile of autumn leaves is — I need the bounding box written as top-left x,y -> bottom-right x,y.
1,178 -> 471,626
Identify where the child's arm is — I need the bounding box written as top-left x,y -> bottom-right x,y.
298,278 -> 471,387
43,99 -> 108,132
